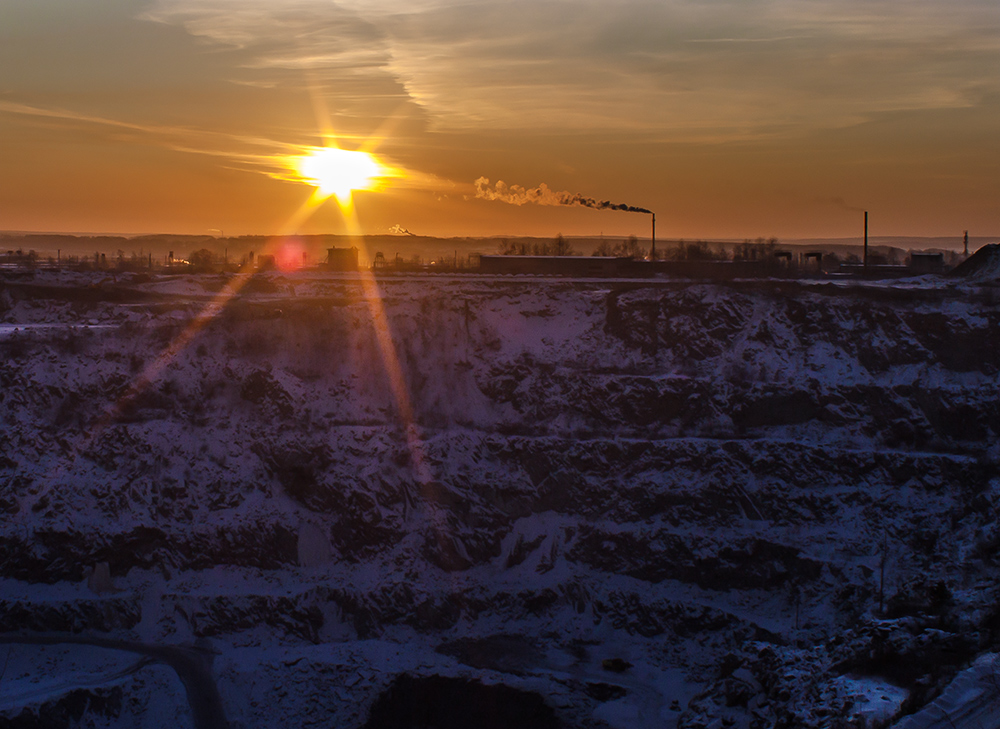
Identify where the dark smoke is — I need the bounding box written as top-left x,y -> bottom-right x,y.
388,224 -> 416,236
475,177 -> 651,215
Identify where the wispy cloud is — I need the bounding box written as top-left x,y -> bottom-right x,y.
139,0 -> 1000,141
0,99 -> 301,178
141,1 -> 393,79
686,35 -> 810,44
2,96 -> 452,193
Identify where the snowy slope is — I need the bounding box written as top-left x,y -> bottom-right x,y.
0,270 -> 998,728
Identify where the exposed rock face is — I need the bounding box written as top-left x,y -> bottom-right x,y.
0,271 -> 997,728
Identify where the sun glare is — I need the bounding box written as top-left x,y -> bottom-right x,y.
294,147 -> 382,202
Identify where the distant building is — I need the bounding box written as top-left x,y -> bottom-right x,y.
909,252 -> 945,274
326,246 -> 359,271
479,255 -> 626,276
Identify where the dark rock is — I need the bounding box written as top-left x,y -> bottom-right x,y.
585,682 -> 627,701
171,593 -> 325,643
0,598 -> 141,633
436,635 -> 544,675
0,687 -> 123,729
240,369 -> 293,417
601,658 -> 633,673
362,674 -> 561,729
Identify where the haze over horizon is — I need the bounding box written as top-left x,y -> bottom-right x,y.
2,0 -> 998,240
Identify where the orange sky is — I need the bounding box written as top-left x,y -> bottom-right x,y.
1,0 -> 998,241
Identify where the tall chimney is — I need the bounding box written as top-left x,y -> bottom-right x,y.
863,211 -> 868,273
964,230 -> 969,256
651,213 -> 656,260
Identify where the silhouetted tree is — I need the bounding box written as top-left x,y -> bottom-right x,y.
592,240 -> 616,256
497,239 -> 517,255
550,234 -> 576,256
189,248 -> 215,270
618,235 -> 645,259
497,236 -> 576,256
497,239 -> 532,255
593,236 -> 646,259
679,241 -> 718,261
733,237 -> 777,262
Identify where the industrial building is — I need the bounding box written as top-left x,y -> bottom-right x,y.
325,246 -> 359,272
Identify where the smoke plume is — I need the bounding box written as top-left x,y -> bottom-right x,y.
388,224 -> 416,236
475,177 -> 651,215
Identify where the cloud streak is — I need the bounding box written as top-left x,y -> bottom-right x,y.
0,99 -> 315,182
0,99 -> 440,196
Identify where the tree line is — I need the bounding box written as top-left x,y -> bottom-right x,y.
497,236 -> 785,261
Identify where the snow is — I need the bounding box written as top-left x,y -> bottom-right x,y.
835,674 -> 909,723
0,323 -> 116,339
892,654 -> 1000,729
0,269 -> 998,727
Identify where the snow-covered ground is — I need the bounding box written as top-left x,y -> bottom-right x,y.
0,269 -> 998,728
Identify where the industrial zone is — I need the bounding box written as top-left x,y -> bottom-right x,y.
0,222 -> 996,281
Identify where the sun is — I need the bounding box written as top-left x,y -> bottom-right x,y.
293,147 -> 383,202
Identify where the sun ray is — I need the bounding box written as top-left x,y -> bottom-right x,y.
283,136 -> 434,506
337,204 -> 438,532
304,68 -> 339,149
278,186 -> 333,236
26,259 -> 262,512
357,103 -> 416,155
26,107 -> 437,549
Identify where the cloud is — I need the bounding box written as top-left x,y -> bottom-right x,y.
140,1 -> 394,82
138,0 -> 1000,141
0,99 -> 300,178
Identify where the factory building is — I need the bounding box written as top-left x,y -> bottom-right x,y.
326,246 -> 359,272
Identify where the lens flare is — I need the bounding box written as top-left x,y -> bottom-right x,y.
294,147 -> 382,203
274,237 -> 306,272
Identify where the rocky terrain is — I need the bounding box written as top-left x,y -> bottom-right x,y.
0,268 -> 998,728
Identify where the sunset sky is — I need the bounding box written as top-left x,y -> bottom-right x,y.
2,0 -> 998,240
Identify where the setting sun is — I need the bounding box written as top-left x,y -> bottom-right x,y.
293,147 -> 383,202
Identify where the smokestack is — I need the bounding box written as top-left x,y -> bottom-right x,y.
863,211 -> 868,273
964,230 -> 969,256
651,213 -> 656,260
